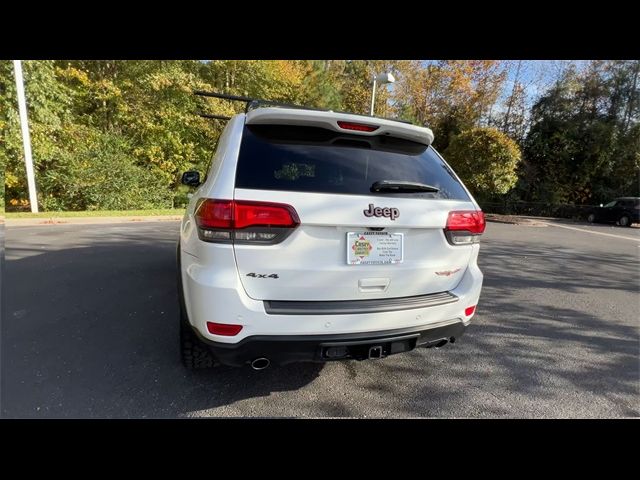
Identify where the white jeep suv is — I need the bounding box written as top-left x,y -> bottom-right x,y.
178,105 -> 485,370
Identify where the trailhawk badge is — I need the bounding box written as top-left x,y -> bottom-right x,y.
363,204 -> 400,220
435,268 -> 461,277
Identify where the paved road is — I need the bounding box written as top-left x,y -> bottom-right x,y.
2,220 -> 639,418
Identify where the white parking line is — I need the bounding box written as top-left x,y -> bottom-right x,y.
543,222 -> 640,242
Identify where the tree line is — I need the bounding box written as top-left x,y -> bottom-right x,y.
1,60 -> 638,212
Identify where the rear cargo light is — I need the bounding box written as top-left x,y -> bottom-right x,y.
444,210 -> 486,245
206,322 -> 243,336
337,121 -> 379,132
465,305 -> 476,316
195,199 -> 299,244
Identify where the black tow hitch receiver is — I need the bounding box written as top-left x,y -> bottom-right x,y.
368,345 -> 383,359
320,334 -> 418,361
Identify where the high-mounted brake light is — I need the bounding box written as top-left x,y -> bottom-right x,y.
337,121 -> 379,132
444,210 -> 486,245
195,199 -> 299,244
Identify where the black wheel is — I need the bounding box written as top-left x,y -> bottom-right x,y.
177,241 -> 216,370
587,213 -> 596,223
180,311 -> 216,369
618,215 -> 631,227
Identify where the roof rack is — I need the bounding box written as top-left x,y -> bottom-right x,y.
194,90 -> 324,114
198,113 -> 232,121
193,90 -> 414,125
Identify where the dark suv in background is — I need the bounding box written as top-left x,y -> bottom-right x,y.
586,197 -> 640,227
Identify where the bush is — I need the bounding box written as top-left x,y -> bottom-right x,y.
38,134 -> 173,211
443,127 -> 522,198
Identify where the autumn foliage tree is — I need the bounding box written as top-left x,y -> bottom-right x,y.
393,60 -> 506,150
2,59 -> 638,212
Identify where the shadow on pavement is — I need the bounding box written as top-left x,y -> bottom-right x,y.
2,225 -> 638,417
344,237 -> 639,418
2,227 -> 323,418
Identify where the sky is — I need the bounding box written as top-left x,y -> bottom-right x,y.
503,60 -> 588,106
417,60 -> 588,108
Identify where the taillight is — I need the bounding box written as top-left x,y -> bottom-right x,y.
444,210 -> 486,246
465,305 -> 476,316
337,121 -> 379,132
196,199 -> 233,229
234,201 -> 299,228
194,199 -> 299,244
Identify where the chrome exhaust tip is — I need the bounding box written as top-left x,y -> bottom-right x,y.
251,358 -> 270,370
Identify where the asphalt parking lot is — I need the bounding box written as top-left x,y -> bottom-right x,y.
2,219 -> 639,418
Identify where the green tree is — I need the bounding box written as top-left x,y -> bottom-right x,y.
521,61 -> 639,204
0,61 -> 19,210
2,60 -> 74,210
298,60 -> 343,110
56,60 -> 222,206
4,59 -> 637,214
39,132 -> 172,210
444,127 -> 522,199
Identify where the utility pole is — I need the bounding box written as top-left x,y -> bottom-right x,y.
13,60 -> 38,213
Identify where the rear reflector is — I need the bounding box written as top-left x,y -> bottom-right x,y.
206,322 -> 243,336
465,306 -> 476,316
337,121 -> 379,132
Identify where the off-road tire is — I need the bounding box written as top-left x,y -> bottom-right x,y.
180,312 -> 216,369
177,241 -> 216,369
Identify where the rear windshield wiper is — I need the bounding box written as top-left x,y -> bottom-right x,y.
371,180 -> 440,193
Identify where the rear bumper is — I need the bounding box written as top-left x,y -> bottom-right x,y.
180,244 -> 483,343
195,320 -> 467,367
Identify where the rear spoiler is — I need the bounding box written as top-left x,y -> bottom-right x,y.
246,108 -> 434,146
194,90 -> 434,145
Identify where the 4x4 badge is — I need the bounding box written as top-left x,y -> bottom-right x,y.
363,204 -> 399,220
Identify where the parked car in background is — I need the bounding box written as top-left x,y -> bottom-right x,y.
586,197 -> 640,227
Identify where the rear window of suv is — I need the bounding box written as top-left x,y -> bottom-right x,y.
235,124 -> 471,201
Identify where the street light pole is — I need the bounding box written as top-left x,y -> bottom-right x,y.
13,60 -> 38,213
369,72 -> 395,117
369,76 -> 377,116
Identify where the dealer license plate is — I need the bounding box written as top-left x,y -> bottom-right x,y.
347,231 -> 404,265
